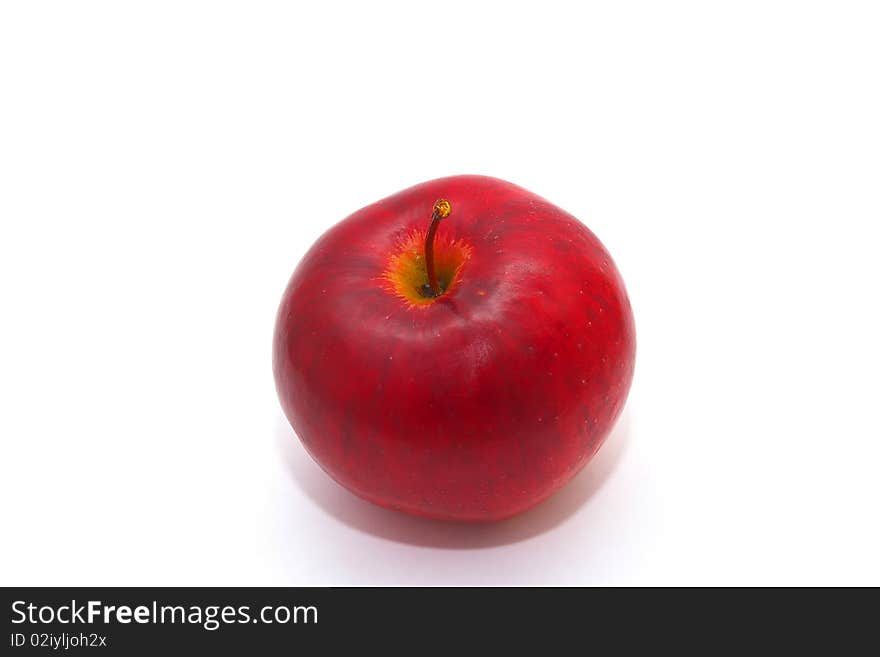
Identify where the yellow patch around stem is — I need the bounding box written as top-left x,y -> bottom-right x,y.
381,230 -> 472,307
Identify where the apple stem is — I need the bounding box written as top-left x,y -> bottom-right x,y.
425,198 -> 451,297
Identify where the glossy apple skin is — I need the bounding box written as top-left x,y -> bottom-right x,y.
274,175 -> 635,521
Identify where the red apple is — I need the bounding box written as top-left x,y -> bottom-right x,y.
273,175 -> 635,521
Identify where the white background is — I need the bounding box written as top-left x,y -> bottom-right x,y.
2,2 -> 879,586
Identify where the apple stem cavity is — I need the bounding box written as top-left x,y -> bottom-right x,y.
424,198 -> 451,298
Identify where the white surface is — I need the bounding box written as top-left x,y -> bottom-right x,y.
2,1 -> 879,586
